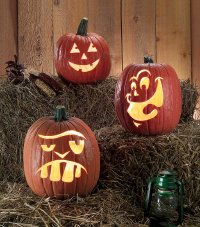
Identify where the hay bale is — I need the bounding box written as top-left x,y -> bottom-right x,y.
97,122 -> 200,211
0,78 -> 200,226
0,77 -> 199,182
0,181 -> 199,226
180,80 -> 199,122
0,182 -> 144,226
0,78 -> 116,181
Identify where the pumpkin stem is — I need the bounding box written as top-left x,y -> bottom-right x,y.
77,17 -> 88,36
54,105 -> 69,122
144,56 -> 154,63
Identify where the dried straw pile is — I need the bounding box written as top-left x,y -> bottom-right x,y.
0,182 -> 145,227
0,78 -> 116,181
0,77 -> 200,226
97,122 -> 200,210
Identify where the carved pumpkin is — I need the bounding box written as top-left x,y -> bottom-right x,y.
23,106 -> 100,198
54,18 -> 111,84
115,57 -> 182,135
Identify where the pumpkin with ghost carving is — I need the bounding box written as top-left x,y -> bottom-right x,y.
23,106 -> 100,198
54,18 -> 111,84
115,57 -> 182,135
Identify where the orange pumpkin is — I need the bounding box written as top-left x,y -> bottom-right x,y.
115,57 -> 182,135
54,18 -> 111,84
23,106 -> 100,198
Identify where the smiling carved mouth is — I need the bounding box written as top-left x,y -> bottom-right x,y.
68,59 -> 100,72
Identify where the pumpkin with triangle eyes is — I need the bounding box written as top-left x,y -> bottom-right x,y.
114,57 -> 182,135
54,18 -> 111,84
23,106 -> 100,198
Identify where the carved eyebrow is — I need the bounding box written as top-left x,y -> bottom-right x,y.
38,130 -> 86,139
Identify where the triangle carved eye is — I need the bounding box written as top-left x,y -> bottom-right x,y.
70,43 -> 80,53
88,43 -> 97,52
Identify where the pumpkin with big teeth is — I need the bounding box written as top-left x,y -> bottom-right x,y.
54,18 -> 111,84
23,106 -> 100,198
115,57 -> 182,135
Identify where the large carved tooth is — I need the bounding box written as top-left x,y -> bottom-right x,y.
75,165 -> 81,178
50,161 -> 61,181
62,162 -> 74,182
40,165 -> 48,178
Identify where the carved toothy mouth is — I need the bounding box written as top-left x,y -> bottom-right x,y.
68,59 -> 100,72
36,160 -> 87,182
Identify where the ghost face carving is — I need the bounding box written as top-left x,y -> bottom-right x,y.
115,63 -> 182,135
37,130 -> 87,183
126,69 -> 164,127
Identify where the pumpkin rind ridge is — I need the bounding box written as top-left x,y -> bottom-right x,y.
23,114 -> 100,198
114,62 -> 182,135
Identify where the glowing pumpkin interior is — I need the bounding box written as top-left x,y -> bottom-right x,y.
36,130 -> 87,183
68,41 -> 100,73
126,69 -> 164,127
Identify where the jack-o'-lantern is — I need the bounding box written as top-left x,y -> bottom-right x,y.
54,18 -> 111,84
23,106 -> 100,198
115,57 -> 182,135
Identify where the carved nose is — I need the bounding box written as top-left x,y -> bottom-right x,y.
81,53 -> 87,60
54,151 -> 70,159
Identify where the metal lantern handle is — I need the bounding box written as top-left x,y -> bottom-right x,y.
144,177 -> 156,217
176,180 -> 184,225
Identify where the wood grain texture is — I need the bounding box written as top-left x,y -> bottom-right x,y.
0,0 -> 194,80
191,0 -> 200,85
191,0 -> 200,118
53,0 -> 121,76
122,0 -> 156,67
156,0 -> 191,80
18,0 -> 54,73
0,0 -> 17,77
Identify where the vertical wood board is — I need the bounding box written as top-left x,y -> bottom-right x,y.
156,0 -> 191,80
0,0 -> 194,81
18,0 -> 54,73
191,0 -> 200,118
53,0 -> 122,76
0,0 -> 17,77
122,0 -> 156,67
191,0 -> 200,85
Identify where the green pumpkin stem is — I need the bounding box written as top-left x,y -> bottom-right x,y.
54,105 -> 69,122
144,56 -> 154,63
77,17 -> 88,36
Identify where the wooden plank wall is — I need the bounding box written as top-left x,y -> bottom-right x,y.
0,0 -> 17,77
18,0 -> 54,73
122,0 -> 156,65
0,0 -> 199,84
53,0 -> 122,75
156,0 -> 191,80
191,0 -> 200,118
191,0 -> 200,85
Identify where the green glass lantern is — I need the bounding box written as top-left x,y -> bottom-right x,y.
145,170 -> 184,227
